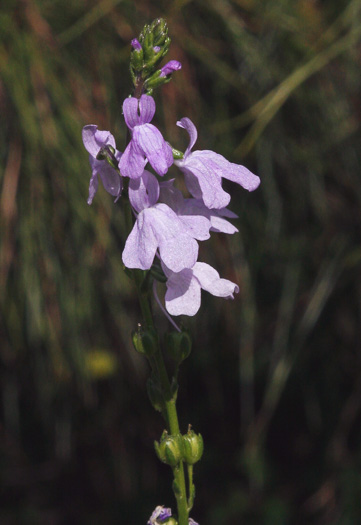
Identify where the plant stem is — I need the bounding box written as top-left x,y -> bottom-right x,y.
134,275 -> 189,525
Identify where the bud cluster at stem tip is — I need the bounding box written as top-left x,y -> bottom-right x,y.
130,18 -> 181,95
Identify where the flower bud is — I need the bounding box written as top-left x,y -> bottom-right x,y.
131,38 -> 142,51
182,429 -> 203,465
132,325 -> 157,357
159,60 -> 182,78
165,331 -> 192,364
154,431 -> 184,467
171,148 -> 184,160
150,18 -> 168,47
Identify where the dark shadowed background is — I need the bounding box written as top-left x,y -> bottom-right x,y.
1,1 -> 361,523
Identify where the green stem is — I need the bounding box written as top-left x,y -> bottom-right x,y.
134,274 -> 189,525
187,464 -> 194,512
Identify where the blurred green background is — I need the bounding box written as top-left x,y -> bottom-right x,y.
1,0 -> 361,523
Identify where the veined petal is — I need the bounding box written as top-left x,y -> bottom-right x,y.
176,200 -> 211,240
138,94 -> 156,124
209,214 -> 238,234
133,124 -> 173,176
221,161 -> 260,191
193,262 -> 239,298
188,199 -> 238,234
118,140 -> 146,179
98,164 -> 122,198
122,97 -> 140,129
179,153 -> 231,209
87,170 -> 99,205
176,117 -> 197,158
129,170 -> 159,212
159,179 -> 184,211
159,234 -> 198,272
89,156 -> 122,200
165,268 -> 201,316
149,204 -> 199,271
122,210 -> 158,270
82,125 -> 116,158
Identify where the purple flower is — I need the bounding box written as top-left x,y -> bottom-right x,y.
160,179 -> 238,235
123,172 -> 211,272
131,38 -> 142,51
189,520 -> 199,525
159,180 -> 211,241
163,261 -> 239,316
119,95 -> 173,179
82,125 -> 122,205
122,203 -> 199,272
147,505 -> 172,524
129,169 -> 160,213
160,60 -> 182,77
174,117 -> 260,209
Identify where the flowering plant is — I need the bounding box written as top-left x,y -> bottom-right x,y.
82,18 -> 260,525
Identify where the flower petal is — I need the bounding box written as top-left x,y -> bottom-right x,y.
159,179 -> 185,211
150,204 -> 199,271
209,214 -> 238,234
122,204 -> 198,272
165,268 -> 201,316
159,234 -> 198,272
118,140 -> 147,179
160,60 -> 182,77
98,163 -> 122,198
133,124 -> 173,176
221,162 -> 260,191
187,199 -> 238,234
88,156 -> 122,200
87,170 -> 99,205
122,210 -> 158,270
147,506 -> 172,525
131,38 -> 142,51
138,94 -> 156,124
177,117 -> 198,158
82,125 -> 116,158
193,262 -> 239,298
179,152 -> 231,209
129,170 -> 159,212
122,97 -> 140,129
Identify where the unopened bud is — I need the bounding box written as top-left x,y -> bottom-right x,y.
132,325 -> 157,357
154,431 -> 184,467
171,148 -> 184,160
182,429 -> 203,465
150,18 -> 168,47
165,331 -> 192,364
131,38 -> 142,51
